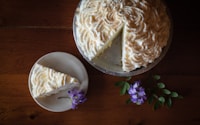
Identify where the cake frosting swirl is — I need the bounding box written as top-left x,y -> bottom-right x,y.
30,64 -> 80,98
75,0 -> 170,72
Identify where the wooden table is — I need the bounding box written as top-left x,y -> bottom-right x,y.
0,0 -> 200,125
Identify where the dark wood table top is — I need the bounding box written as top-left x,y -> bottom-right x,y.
0,0 -> 200,125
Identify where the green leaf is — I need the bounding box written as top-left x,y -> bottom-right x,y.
125,83 -> 130,91
125,82 -> 130,91
115,81 -> 126,87
171,92 -> 179,98
120,82 -> 130,95
126,98 -> 132,104
154,101 -> 161,110
162,89 -> 171,95
157,82 -> 165,89
153,94 -> 158,99
158,96 -> 165,104
126,77 -> 132,81
153,75 -> 161,80
148,96 -> 154,104
120,85 -> 127,95
166,97 -> 172,108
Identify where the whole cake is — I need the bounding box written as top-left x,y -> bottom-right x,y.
30,64 -> 80,98
74,0 -> 170,72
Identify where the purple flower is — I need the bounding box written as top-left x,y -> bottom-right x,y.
128,81 -> 147,105
68,88 -> 87,109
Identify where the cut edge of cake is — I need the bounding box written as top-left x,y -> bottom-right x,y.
92,24 -> 124,61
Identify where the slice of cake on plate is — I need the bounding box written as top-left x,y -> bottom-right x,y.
30,63 -> 80,98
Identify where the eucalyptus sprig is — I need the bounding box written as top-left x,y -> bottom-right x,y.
147,75 -> 183,110
115,75 -> 183,110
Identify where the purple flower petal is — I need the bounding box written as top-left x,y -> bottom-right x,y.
138,90 -> 146,96
128,81 -> 147,105
128,85 -> 137,95
67,88 -> 87,109
131,94 -> 138,99
133,81 -> 140,88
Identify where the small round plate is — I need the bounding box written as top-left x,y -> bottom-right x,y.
28,52 -> 88,112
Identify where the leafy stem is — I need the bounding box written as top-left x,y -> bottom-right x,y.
115,75 -> 183,110
147,75 -> 183,110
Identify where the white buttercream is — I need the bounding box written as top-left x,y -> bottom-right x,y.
30,64 -> 80,98
75,0 -> 170,72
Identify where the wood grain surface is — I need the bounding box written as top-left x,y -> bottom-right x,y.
0,0 -> 200,125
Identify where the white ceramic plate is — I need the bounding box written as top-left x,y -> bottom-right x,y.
28,52 -> 88,112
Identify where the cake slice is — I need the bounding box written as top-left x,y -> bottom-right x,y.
30,64 -> 80,98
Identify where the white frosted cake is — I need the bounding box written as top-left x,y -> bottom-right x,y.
75,0 -> 170,72
30,64 -> 80,98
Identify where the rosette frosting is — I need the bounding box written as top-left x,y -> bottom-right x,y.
75,0 -> 170,72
